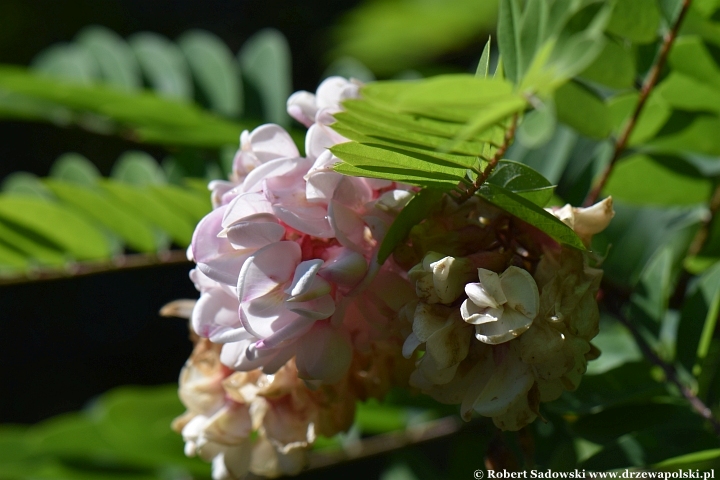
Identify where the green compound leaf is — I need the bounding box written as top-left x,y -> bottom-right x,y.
377,188 -> 445,264
477,183 -> 585,249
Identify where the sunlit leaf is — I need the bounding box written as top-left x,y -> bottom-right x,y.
0,195 -> 111,261
486,160 -> 554,207
44,179 -> 158,253
603,154 -> 713,206
477,183 -> 584,248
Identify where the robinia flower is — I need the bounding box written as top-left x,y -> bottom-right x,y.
400,196 -> 613,430
460,266 -> 540,344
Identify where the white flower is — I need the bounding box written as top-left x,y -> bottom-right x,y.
461,266 -> 539,344
549,197 -> 614,246
407,252 -> 476,304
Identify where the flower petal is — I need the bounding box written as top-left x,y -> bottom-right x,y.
499,266 -> 539,319
286,294 -> 335,320
286,90 -> 317,127
237,241 -> 300,303
474,307 -> 533,344
193,206 -> 250,286
224,214 -> 285,249
295,322 -> 352,383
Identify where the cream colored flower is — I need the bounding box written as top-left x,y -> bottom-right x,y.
407,252 -> 476,305
461,266 -> 540,344
550,197 -> 614,246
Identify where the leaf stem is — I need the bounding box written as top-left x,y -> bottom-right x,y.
583,0 -> 693,207
452,114 -> 519,204
608,301 -> 720,437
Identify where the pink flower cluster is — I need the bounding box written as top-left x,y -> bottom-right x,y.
187,77 -> 412,385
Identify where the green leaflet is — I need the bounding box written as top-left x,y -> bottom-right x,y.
44,179 -> 158,253
177,30 -> 243,117
341,97 -> 506,143
579,36 -> 636,89
330,142 -> 472,184
129,32 -> 194,101
377,188 -> 445,264
76,25 -> 142,91
101,181 -> 195,247
475,37 -> 492,78
668,36 -> 720,90
239,28 -> 292,127
50,153 -> 102,186
111,151 -> 167,186
603,154 -> 713,206
554,80 -> 610,139
486,160 -> 555,207
606,0 -> 662,44
333,163 -> 457,190
477,183 -> 585,249
0,195 -> 111,261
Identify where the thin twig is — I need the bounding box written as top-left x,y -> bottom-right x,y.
303,416 -> 466,472
0,250 -> 191,285
452,114 -> 519,205
610,305 -> 720,437
583,0 -> 693,207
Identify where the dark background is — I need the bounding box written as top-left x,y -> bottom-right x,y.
0,0 -> 362,424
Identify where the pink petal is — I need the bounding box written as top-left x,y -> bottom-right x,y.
286,90 -> 317,127
248,123 -> 299,159
242,157 -> 305,193
237,241 -> 300,303
286,294 -> 335,320
272,203 -> 333,238
285,259 -> 325,299
192,206 -> 251,285
239,290 -> 299,339
224,213 -> 285,249
222,192 -> 274,229
192,288 -> 244,343
329,200 -> 367,252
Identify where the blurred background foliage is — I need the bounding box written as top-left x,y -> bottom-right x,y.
1,0 -> 720,478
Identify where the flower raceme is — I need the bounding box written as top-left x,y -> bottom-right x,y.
168,76 -> 415,479
167,74 -> 616,479
400,196 -> 614,430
